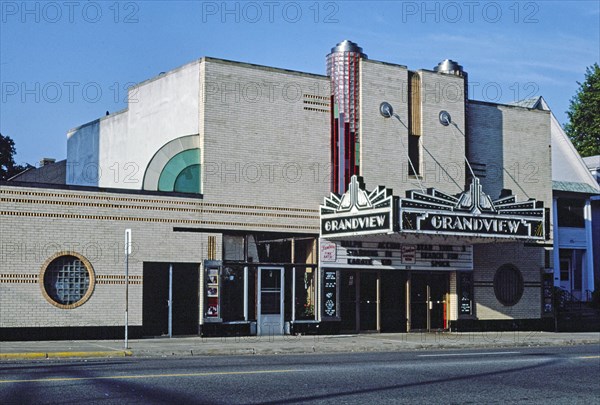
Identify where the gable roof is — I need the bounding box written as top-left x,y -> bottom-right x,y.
508,96 -> 550,110
550,113 -> 600,194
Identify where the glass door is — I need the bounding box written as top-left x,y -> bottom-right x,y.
340,271 -> 358,332
359,272 -> 378,331
410,273 -> 428,330
429,273 -> 449,331
410,272 -> 449,331
340,271 -> 379,332
257,267 -> 284,336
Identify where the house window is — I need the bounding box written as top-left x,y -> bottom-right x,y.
493,264 -> 524,306
557,198 -> 585,228
40,253 -> 95,309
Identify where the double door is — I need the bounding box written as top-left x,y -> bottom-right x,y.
340,271 -> 379,332
410,272 -> 449,331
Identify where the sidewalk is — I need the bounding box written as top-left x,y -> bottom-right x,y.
2,331 -> 599,360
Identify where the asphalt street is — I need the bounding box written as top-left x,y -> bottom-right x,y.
1,345 -> 598,404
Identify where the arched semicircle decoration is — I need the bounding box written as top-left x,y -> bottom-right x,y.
158,150 -> 201,193
143,135 -> 201,193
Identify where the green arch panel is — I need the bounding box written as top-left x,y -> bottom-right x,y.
174,164 -> 201,194
158,149 -> 201,193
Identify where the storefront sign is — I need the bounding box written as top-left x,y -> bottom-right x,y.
320,175 -> 396,238
322,270 -> 337,318
320,241 -> 337,262
321,240 -> 473,271
399,178 -> 545,241
458,272 -> 473,315
401,245 -> 416,264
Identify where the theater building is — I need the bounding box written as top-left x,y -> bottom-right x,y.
1,40 -> 569,340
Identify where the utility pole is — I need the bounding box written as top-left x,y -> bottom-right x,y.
125,229 -> 131,349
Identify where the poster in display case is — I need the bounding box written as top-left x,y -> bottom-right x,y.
204,261 -> 222,321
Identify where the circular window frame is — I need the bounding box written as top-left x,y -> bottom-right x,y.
39,252 -> 96,309
493,263 -> 524,307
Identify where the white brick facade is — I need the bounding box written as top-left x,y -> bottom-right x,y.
1,47 -> 556,338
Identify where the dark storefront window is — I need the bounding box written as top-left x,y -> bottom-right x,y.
557,198 -> 585,228
220,265 -> 245,321
256,240 -> 291,263
220,234 -> 317,323
224,235 -> 245,261
295,268 -> 316,319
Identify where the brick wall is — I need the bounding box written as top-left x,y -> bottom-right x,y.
473,242 -> 543,320
201,58 -> 331,215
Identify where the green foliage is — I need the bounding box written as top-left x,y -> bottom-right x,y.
564,63 -> 600,157
0,133 -> 27,180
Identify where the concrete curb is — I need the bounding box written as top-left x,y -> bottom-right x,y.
0,350 -> 132,360
127,339 -> 600,358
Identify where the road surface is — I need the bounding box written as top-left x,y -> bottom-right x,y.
1,344 -> 598,404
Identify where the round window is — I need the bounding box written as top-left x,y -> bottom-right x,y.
493,264 -> 524,306
40,253 -> 95,309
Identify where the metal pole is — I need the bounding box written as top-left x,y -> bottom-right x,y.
243,266 -> 248,321
124,229 -> 130,350
292,267 -> 296,322
291,239 -> 296,322
168,264 -> 173,338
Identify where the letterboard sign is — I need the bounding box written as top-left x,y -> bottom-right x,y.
321,240 -> 473,271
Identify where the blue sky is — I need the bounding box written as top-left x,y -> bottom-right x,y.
1,0 -> 599,165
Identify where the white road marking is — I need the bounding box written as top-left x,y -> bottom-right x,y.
418,351 -> 521,357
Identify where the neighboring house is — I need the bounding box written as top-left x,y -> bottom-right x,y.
509,97 -> 599,302
583,155 -> 600,296
550,106 -> 599,301
8,158 -> 66,185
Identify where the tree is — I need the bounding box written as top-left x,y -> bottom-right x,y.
0,133 -> 27,180
564,63 -> 600,157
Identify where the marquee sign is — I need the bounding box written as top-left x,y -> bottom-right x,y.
320,176 -> 397,237
399,178 -> 546,240
321,239 -> 473,271
320,176 -> 546,241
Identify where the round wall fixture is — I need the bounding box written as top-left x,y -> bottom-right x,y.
379,102 -> 394,118
439,110 -> 452,126
493,264 -> 524,306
